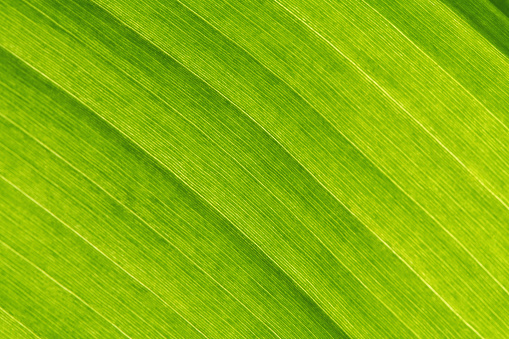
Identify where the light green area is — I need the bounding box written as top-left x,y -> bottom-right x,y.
0,0 -> 508,337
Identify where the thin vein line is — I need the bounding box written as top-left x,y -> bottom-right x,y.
268,1 -> 488,336
76,0 -> 506,305
3,1 -> 490,335
169,0 -> 507,333
165,0 -> 508,301
0,232 -> 132,338
2,4 -> 349,336
121,1 -> 487,335
116,1 -> 419,335
16,0 -> 481,335
2,38 -> 329,339
0,305 -> 41,339
125,0 -> 508,306
0,167 -> 170,339
481,0 -> 509,23
221,0 -> 509,285
356,0 -> 509,132
0,110 -> 322,339
273,0 -> 508,214
0,175 -> 209,339
3,4 -> 323,336
312,0 -> 509,297
431,0 -> 509,62
3,41 -> 368,337
7,44 -> 350,336
101,0 -> 503,335
315,0 -> 509,176
0,114 -> 278,339
211,0 -> 509,190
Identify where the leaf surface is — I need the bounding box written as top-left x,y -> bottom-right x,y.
1,0 -> 508,337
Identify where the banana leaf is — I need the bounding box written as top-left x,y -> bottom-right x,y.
1,0 -> 508,337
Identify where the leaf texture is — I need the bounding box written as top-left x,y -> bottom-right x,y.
0,0 -> 508,337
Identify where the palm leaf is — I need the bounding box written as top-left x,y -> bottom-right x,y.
1,0 -> 508,337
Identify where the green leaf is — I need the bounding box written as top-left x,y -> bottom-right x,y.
1,0 -> 508,337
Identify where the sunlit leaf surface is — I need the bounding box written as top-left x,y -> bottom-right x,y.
1,0 -> 508,337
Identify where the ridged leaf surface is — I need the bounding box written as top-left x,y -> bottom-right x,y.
1,0 -> 508,337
